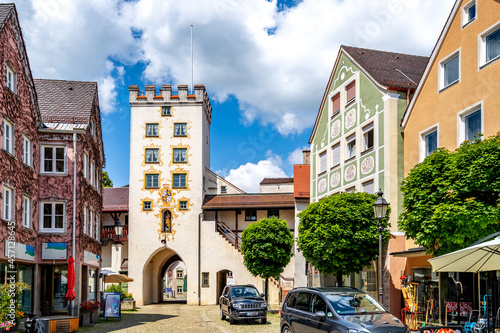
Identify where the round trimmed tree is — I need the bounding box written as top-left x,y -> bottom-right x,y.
297,192 -> 390,285
241,217 -> 294,301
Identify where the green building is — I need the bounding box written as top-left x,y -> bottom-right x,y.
308,45 -> 428,315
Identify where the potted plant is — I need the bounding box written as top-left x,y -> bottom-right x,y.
90,301 -> 101,324
79,302 -> 93,327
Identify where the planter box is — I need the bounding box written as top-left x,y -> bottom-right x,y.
80,310 -> 91,327
121,299 -> 136,311
91,308 -> 100,324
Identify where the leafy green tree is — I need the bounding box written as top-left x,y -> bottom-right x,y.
399,134 -> 500,256
241,217 -> 294,301
297,192 -> 390,285
102,171 -> 113,188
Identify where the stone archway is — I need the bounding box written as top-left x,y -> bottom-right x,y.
141,247 -> 186,305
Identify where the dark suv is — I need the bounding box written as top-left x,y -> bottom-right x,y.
280,287 -> 407,333
219,284 -> 267,324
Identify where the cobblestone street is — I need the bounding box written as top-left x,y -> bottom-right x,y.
79,303 -> 281,333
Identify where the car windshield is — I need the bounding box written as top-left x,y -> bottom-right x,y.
325,293 -> 386,315
230,287 -> 260,298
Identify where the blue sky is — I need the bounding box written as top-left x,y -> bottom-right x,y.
7,0 -> 456,192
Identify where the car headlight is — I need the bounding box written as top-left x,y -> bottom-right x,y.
232,303 -> 242,310
260,302 -> 267,308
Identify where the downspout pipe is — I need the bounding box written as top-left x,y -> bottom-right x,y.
198,212 -> 203,306
72,132 -> 77,259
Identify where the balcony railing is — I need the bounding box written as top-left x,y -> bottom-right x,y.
102,225 -> 129,241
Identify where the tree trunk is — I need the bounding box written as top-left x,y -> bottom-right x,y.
265,277 -> 269,303
336,272 -> 343,287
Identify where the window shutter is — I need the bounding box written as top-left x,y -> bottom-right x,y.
331,93 -> 340,115
331,144 -> 340,167
346,81 -> 356,103
319,152 -> 327,173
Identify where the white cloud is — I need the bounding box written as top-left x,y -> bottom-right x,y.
225,151 -> 288,193
8,0 -> 456,125
287,146 -> 309,165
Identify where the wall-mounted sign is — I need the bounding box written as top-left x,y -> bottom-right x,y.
42,243 -> 67,260
5,241 -> 35,262
83,251 -> 99,267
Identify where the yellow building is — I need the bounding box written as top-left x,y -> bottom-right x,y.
397,0 -> 500,326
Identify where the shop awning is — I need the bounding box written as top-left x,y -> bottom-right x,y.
390,247 -> 426,258
428,237 -> 500,272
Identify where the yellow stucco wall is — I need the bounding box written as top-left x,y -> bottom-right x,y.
404,0 -> 500,175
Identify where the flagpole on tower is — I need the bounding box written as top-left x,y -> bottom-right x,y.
191,24 -> 193,94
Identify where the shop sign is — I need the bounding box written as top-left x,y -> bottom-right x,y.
83,251 -> 99,267
5,241 -> 35,262
445,301 -> 472,315
42,243 -> 67,260
104,292 -> 121,319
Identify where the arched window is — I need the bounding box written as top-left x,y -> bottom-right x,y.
162,210 -> 172,233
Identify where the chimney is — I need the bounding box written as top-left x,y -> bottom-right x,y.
303,150 -> 310,165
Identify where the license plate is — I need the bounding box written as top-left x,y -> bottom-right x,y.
247,311 -> 258,316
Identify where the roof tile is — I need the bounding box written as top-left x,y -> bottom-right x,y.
202,194 -> 295,210
103,187 -> 129,211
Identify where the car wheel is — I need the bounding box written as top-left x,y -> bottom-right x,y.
260,317 -> 267,324
220,306 -> 226,320
228,308 -> 235,325
281,324 -> 291,333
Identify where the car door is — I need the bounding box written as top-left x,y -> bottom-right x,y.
290,291 -> 315,333
309,293 -> 333,333
220,287 -> 229,314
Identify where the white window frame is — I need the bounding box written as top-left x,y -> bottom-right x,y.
346,133 -> 356,160
419,124 -> 439,162
2,119 -> 14,154
40,201 -> 65,233
89,209 -> 94,238
90,161 -> 95,186
362,123 -> 374,152
83,153 -> 89,179
461,0 -> 476,28
23,195 -> 32,228
23,135 -> 32,166
457,101 -> 483,146
83,205 -> 88,235
318,150 -> 327,174
439,50 -> 461,91
41,145 -> 67,174
220,186 -> 227,194
177,286 -> 183,293
2,185 -> 14,221
5,64 -> 16,93
478,21 -> 500,68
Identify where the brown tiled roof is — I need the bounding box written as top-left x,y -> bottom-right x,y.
342,45 -> 429,90
0,4 -> 14,27
103,187 -> 129,212
34,79 -> 97,124
202,194 -> 295,210
293,165 -> 310,199
260,178 -> 294,185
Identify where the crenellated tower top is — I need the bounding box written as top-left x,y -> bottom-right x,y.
128,84 -> 212,121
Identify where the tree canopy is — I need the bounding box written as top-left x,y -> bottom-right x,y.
399,134 -> 500,256
297,192 -> 390,280
102,171 -> 113,188
241,217 -> 294,279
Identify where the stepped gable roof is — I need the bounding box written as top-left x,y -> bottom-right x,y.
103,187 -> 129,212
34,79 -> 97,124
202,193 -> 295,210
293,165 -> 310,199
342,45 -> 429,90
260,177 -> 294,185
0,4 -> 14,26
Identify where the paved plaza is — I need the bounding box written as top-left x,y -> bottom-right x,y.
80,302 -> 281,333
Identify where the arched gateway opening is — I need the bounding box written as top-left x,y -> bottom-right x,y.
142,247 -> 187,304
